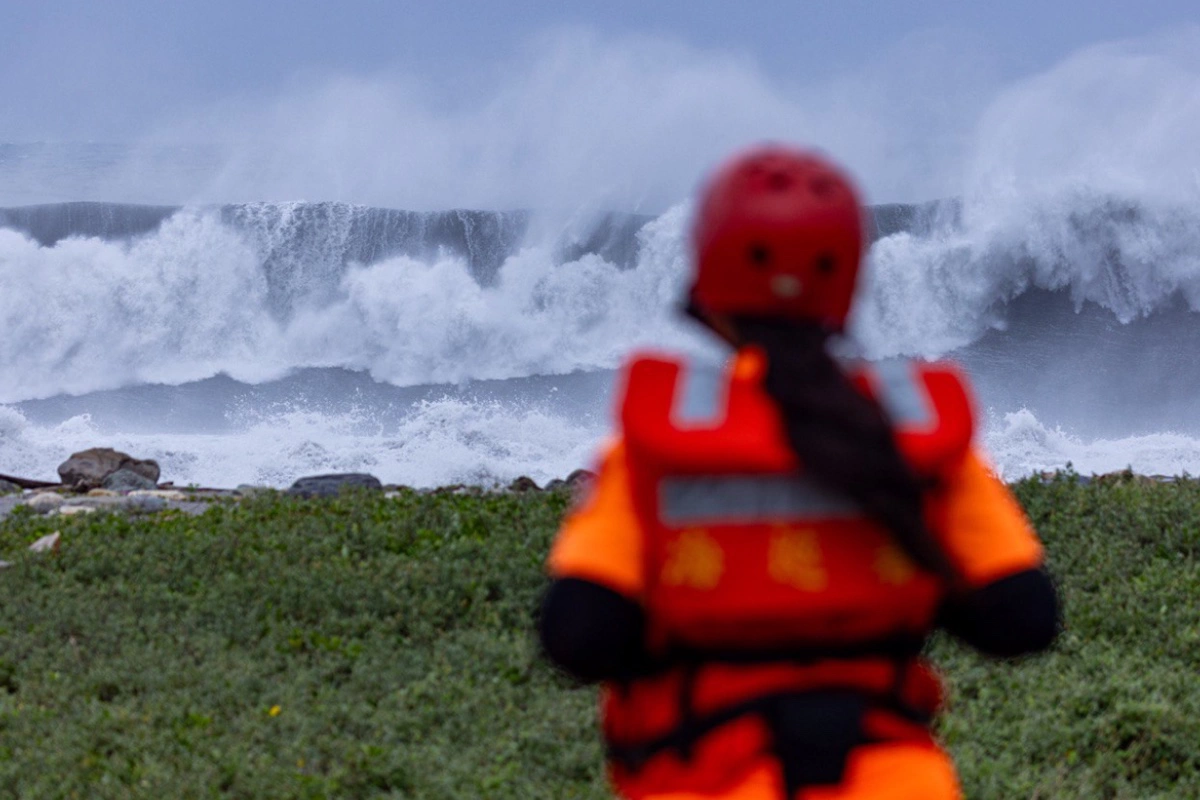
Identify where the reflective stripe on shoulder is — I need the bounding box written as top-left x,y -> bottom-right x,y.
670,361 -> 726,426
872,360 -> 934,428
660,475 -> 861,526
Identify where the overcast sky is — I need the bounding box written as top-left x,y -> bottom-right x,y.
3,0 -> 1195,140
2,1 -> 1197,207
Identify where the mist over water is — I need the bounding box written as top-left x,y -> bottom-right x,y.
3,29 -> 1200,485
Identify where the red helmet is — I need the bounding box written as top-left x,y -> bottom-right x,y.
689,145 -> 866,330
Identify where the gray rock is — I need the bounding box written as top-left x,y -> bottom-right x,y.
65,496 -> 126,508
287,473 -> 383,498
508,476 -> 540,493
0,495 -> 24,524
0,479 -> 20,496
102,469 -> 158,492
26,493 -> 65,514
565,469 -> 597,502
122,495 -> 168,513
566,469 -> 597,487
58,448 -> 160,490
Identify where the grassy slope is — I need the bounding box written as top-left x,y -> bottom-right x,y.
0,476 -> 1197,798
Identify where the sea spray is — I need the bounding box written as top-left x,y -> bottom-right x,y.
0,399 -> 603,489
4,31 -> 1200,482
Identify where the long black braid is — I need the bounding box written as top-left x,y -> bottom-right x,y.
733,317 -> 957,582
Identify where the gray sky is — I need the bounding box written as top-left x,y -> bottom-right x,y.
3,0 -> 1196,138
2,1 -> 1198,207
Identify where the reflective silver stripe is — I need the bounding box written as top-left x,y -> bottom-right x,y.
660,475 -> 861,525
671,361 -> 725,425
872,360 -> 933,428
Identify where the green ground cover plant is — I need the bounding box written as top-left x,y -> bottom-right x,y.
0,473 -> 1197,798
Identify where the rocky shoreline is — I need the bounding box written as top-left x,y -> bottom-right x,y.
1,446 -> 1190,527
0,446 -> 597,525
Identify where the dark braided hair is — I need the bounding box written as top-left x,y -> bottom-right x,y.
733,317 -> 957,582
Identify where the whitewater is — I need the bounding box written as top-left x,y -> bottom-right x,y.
2,32 -> 1200,487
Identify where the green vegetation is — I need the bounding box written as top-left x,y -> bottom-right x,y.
937,472 -> 1200,799
1,475 -> 1198,798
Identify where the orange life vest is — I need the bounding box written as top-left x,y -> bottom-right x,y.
603,350 -> 974,798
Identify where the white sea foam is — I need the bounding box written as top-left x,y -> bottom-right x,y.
0,204 -> 716,403
851,30 -> 1200,358
3,34 -> 1200,400
0,214 -> 287,401
7,399 -> 1200,488
983,408 -> 1200,480
284,204 -> 709,385
0,398 -> 604,489
4,31 -> 1200,482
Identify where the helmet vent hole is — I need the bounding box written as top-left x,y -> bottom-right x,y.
767,172 -> 793,191
815,253 -> 837,275
810,177 -> 835,197
748,244 -> 772,267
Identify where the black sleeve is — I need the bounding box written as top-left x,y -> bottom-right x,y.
539,577 -> 650,683
937,567 -> 1060,658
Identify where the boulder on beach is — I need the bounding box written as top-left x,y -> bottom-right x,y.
0,479 -> 20,496
287,473 -> 384,498
58,448 -> 160,491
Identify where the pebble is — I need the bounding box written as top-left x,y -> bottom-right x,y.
58,506 -> 98,516
128,489 -> 188,502
87,488 -> 120,497
28,532 -> 61,554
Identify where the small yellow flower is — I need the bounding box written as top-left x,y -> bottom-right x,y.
768,527 -> 826,591
269,705 -> 282,717
661,529 -> 724,589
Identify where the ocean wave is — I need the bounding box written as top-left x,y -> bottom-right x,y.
854,32 -> 1200,357
3,189 -> 1200,403
3,33 -> 1200,408
0,203 -> 709,402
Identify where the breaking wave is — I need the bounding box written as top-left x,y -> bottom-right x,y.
4,30 -> 1200,482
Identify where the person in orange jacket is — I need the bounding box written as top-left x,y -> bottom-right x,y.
539,145 -> 1059,800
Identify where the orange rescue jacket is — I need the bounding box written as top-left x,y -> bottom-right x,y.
548,349 -> 1044,799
